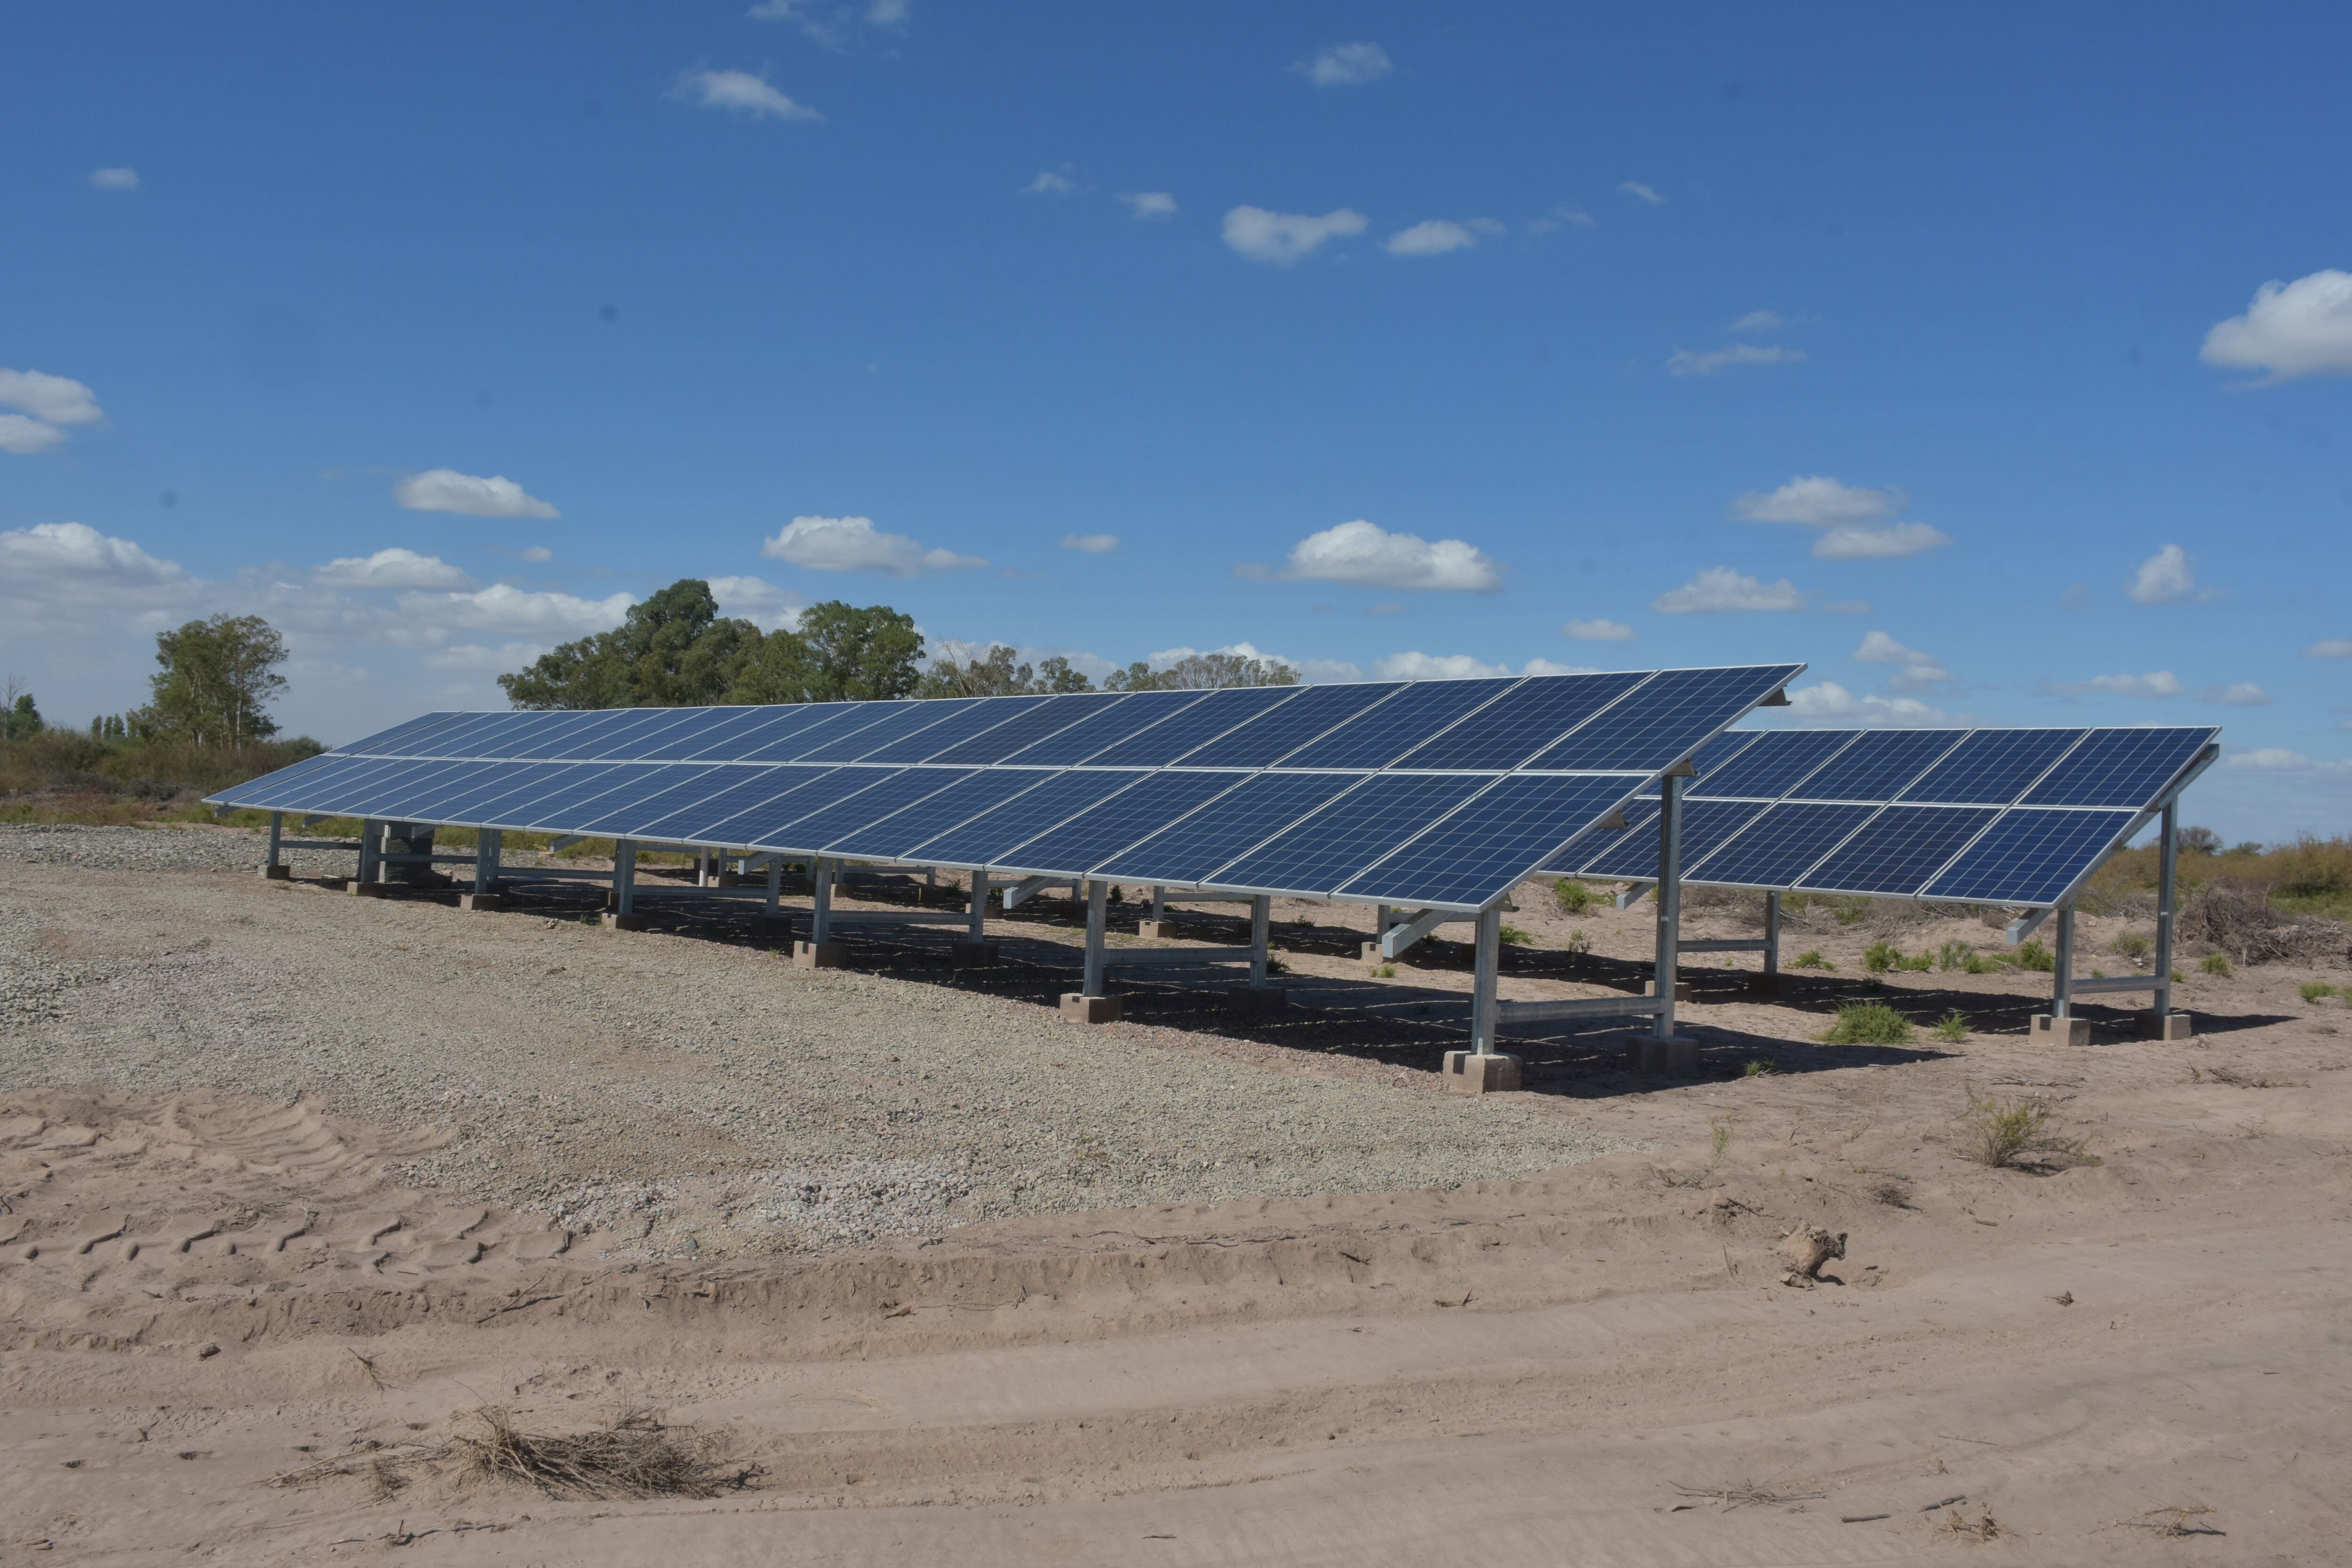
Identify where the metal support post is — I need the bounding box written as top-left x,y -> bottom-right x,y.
968,870 -> 990,940
810,857 -> 834,944
1151,885 -> 1167,922
2152,801 -> 2177,1020
696,849 -> 712,888
474,828 -> 501,894
1470,907 -> 1501,1054
2053,899 -> 2082,1015
1764,889 -> 1781,979
1082,879 -> 1109,997
1651,772 -> 1686,1042
266,812 -> 284,870
766,858 -> 783,918
358,819 -> 383,883
613,841 -> 637,915
1248,895 -> 1271,985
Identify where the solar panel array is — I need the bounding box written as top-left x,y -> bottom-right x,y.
209,664 -> 1804,913
1541,725 -> 2216,907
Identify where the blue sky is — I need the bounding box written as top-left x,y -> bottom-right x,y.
3,2 -> 2346,839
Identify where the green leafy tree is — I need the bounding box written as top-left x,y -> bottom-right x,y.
914,644 -> 1094,698
136,613 -> 288,747
730,600 -> 924,704
1,679 -> 40,740
500,580 -> 760,709
1103,650 -> 1299,692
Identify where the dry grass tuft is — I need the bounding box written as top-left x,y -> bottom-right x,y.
2119,1504 -> 2225,1538
1960,1086 -> 2095,1170
450,1407 -> 756,1501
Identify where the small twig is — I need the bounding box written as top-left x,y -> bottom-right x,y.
1920,1493 -> 1968,1511
1840,1513 -> 1891,1523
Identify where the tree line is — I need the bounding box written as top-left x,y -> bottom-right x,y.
497,577 -> 1296,709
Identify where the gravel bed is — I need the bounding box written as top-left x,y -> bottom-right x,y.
0,825 -> 1629,1258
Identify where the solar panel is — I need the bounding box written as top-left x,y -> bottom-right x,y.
2019,727 -> 2211,808
1786,729 -> 1963,802
1895,728 -> 2083,805
1579,798 -> 1766,882
340,711 -> 464,757
211,666 -> 1810,913
1689,729 -> 1856,801
1687,802 -> 1882,889
1923,808 -> 2137,905
1794,805 -> 2001,896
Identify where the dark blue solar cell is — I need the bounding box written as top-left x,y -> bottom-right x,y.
823,768 -> 1059,860
509,711 -> 637,760
862,697 -> 1054,764
1535,800 -> 1661,876
211,750 -> 345,807
1685,802 -> 1879,888
924,693 -> 1124,764
1340,774 -> 1645,908
632,766 -> 835,844
1208,773 -> 1491,895
783,768 -> 983,853
1095,770 -> 1371,885
409,761 -> 582,824
992,770 -> 1248,877
996,691 -> 1208,766
1175,682 -> 1405,768
1689,729 -> 1764,780
639,707 -> 792,762
1581,798 -> 1769,882
234,754 -> 395,811
748,703 -> 892,761
334,760 -> 475,817
338,712 -> 468,757
1898,729 -> 2086,805
367,761 -> 512,821
1523,664 -> 1804,772
1279,680 -> 1520,771
373,712 -> 501,758
2020,728 -> 2215,808
481,764 -> 645,830
1389,672 -> 1650,771
1923,808 -> 2138,905
900,770 -> 1146,867
816,700 -> 982,763
1690,730 -> 1859,800
584,708 -> 726,761
1796,805 -> 2000,896
1785,729 -> 1965,802
1085,685 -> 1303,768
567,765 -> 737,836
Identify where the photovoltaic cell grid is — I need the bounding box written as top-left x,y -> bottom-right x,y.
1542,725 -> 2215,907
208,665 -> 1802,912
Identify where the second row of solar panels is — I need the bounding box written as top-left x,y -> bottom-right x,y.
1677,725 -> 2212,810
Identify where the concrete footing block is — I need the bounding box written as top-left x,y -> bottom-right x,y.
459,893 -> 505,912
1626,1036 -> 1700,1076
1137,920 -> 1176,939
794,940 -> 848,969
2137,1010 -> 2193,1041
2030,1013 -> 2092,1046
1442,1051 -> 1523,1094
949,940 -> 999,967
346,880 -> 394,899
1059,993 -> 1122,1025
1360,940 -> 1385,962
1226,984 -> 1289,1011
1645,980 -> 1695,1002
602,912 -> 648,932
259,864 -> 292,882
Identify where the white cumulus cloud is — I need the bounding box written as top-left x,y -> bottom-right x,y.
679,69 -> 821,121
1374,652 -> 1597,681
2198,682 -> 2272,706
1301,42 -> 1391,86
1731,476 -> 1906,525
0,415 -> 66,454
312,548 -> 473,590
1562,618 -> 1635,642
1221,205 -> 1367,266
2201,269 -> 2352,383
1238,520 -> 1504,592
1118,191 -> 1176,219
1782,681 -> 1953,727
0,368 -> 105,454
1527,207 -> 1595,232
2040,670 -> 2186,698
1732,310 -> 1783,333
392,470 -> 560,519
1667,343 -> 1805,376
1813,522 -> 1952,560
2126,543 -> 2202,605
0,521 -> 185,586
1383,220 -> 1479,257
2223,748 -> 2352,775
90,167 -> 141,191
1061,533 -> 1119,554
1619,181 -> 1664,205
1023,169 -> 1074,195
1853,629 -> 1952,692
708,573 -> 809,629
761,514 -> 987,576
2304,638 -> 2352,659
397,583 -> 635,637
1653,567 -> 1804,614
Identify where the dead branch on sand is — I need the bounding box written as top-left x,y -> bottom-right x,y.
450,1406 -> 761,1500
1671,1479 -> 1827,1511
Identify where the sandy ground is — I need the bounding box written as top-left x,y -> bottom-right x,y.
5,829 -> 2351,1564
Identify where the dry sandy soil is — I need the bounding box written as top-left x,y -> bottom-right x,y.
4,824 -> 2350,1564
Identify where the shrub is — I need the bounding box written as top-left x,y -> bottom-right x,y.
1900,951 -> 1934,971
1264,955 -> 1290,975
1822,1001 -> 1915,1045
1960,1086 -> 2094,1169
1833,899 -> 1871,927
2014,939 -> 2056,972
1938,940 -> 1974,971
1788,949 -> 1833,971
2109,929 -> 2153,960
1742,1057 -> 1776,1077
1931,1010 -> 1970,1043
2299,981 -> 2336,1003
1551,879 -> 1596,916
1963,952 -> 1997,974
1563,930 -> 1592,956
1863,940 -> 1901,973
1497,923 -> 1532,946
1372,963 -> 1397,979
2200,952 -> 2232,977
